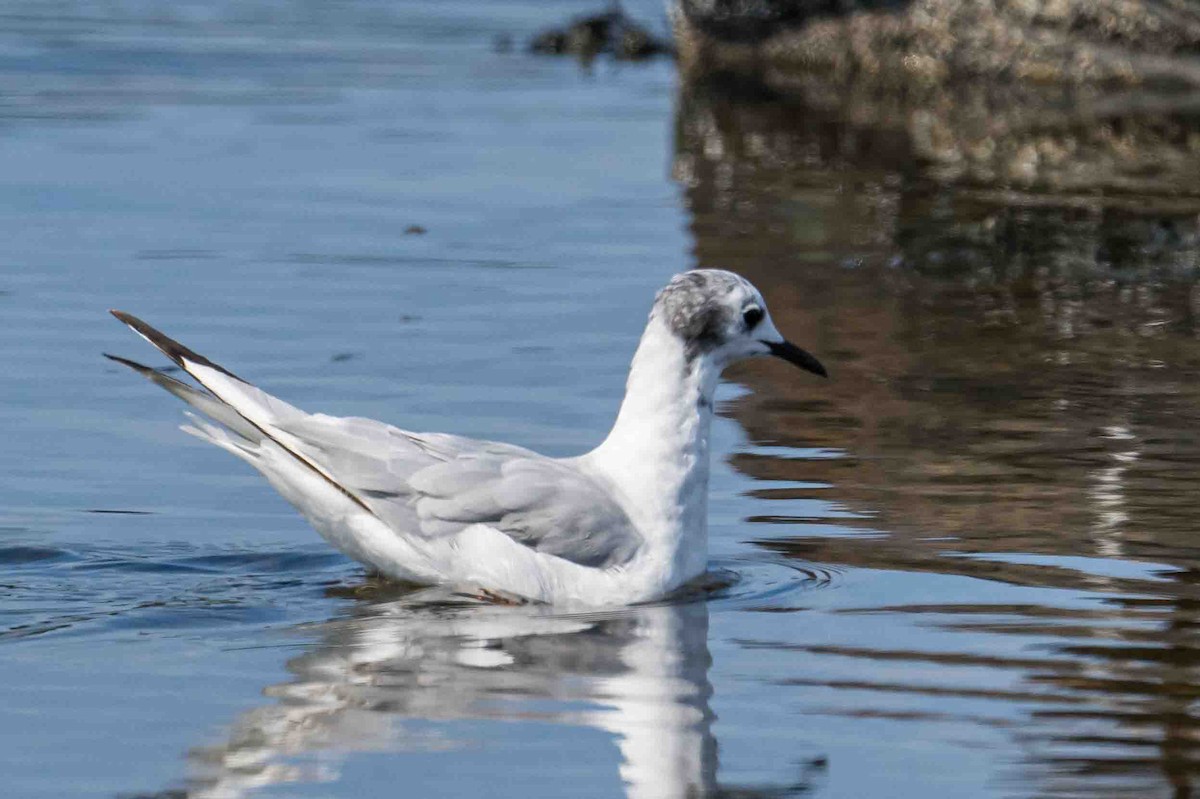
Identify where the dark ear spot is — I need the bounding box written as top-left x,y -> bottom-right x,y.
654,270 -> 743,358
684,305 -> 724,358
662,292 -> 726,356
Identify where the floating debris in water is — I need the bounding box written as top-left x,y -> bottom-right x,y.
330,352 -> 357,363
529,6 -> 671,62
84,508 -> 154,515
404,224 -> 427,235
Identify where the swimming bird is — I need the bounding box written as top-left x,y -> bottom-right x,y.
107,269 -> 825,606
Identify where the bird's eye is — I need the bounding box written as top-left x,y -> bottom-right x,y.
742,306 -> 764,329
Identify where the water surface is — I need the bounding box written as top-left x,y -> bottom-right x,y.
6,2 -> 1200,798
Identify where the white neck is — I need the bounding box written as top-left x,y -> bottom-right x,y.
585,315 -> 720,586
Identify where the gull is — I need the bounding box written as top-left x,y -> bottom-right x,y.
107,269 -> 826,606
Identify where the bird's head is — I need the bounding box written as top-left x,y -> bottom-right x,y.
652,269 -> 826,377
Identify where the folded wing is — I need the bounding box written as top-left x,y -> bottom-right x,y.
108,311 -> 642,571
409,454 -> 641,568
280,414 -> 642,569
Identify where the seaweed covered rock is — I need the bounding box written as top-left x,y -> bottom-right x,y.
671,1 -> 1200,198
673,0 -> 1200,88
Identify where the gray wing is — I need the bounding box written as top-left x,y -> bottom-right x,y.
407,455 -> 641,568
280,415 -> 642,569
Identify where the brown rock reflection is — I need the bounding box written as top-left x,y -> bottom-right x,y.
677,75 -> 1200,796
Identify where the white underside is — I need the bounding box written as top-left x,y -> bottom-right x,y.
186,417 -> 686,606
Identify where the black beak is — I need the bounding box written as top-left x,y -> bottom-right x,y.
766,340 -> 827,378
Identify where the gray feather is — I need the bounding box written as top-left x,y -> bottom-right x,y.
105,353 -> 261,441
279,415 -> 642,568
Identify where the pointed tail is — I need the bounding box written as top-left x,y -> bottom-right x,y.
107,311 -> 375,515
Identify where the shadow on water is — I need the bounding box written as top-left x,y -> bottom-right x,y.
675,73 -> 1200,797
136,586 -> 824,799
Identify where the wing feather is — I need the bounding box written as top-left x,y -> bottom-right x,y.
409,456 -> 641,568
279,417 -> 642,568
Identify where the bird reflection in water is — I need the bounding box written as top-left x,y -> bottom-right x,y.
167,586 -> 822,799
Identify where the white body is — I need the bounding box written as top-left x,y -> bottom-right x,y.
192,315 -> 718,606
111,269 -> 814,607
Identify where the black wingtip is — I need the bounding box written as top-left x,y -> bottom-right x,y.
109,309 -> 140,329
108,309 -> 241,380
103,352 -> 148,371
109,310 -> 178,360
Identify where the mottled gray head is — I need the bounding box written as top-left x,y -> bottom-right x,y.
653,269 -> 826,376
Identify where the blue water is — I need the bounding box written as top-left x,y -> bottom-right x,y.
6,2 -> 1200,798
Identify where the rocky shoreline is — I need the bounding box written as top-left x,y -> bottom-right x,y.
670,1 -> 1200,200
673,0 -> 1200,88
